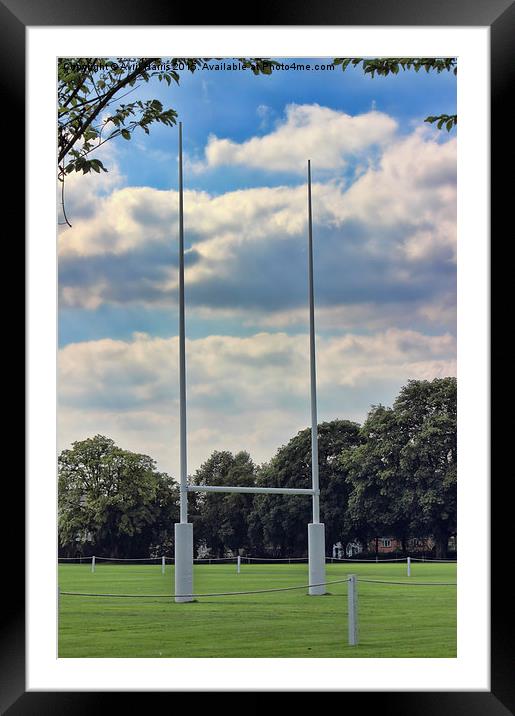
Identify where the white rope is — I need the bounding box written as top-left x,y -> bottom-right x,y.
409,557 -> 457,563
245,557 -> 307,562
59,577 -> 352,599
59,576 -> 456,600
357,578 -> 456,586
193,557 -> 236,562
329,556 -> 406,562
95,556 -> 161,562
58,557 -> 102,564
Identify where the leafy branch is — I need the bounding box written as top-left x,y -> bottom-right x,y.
57,57 -> 277,226
332,57 -> 457,131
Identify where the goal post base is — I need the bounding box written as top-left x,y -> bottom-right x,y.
308,522 -> 326,595
174,522 -> 194,603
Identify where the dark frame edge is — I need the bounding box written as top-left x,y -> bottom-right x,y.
1,0 -> 26,713
8,0 -> 513,712
490,2 -> 515,715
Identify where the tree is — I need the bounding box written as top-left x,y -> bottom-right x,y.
190,450 -> 257,557
58,378 -> 456,559
394,378 -> 457,558
341,405 -> 412,552
332,57 -> 457,131
249,420 -> 361,556
58,57 -> 276,226
342,378 -> 457,557
58,434 -> 179,557
145,472 -> 181,558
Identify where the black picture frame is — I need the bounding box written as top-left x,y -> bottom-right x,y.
8,0 -> 509,712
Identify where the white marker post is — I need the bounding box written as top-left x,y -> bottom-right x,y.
162,555 -> 166,575
307,160 -> 326,596
174,122 -> 194,603
407,556 -> 411,577
348,574 -> 358,646
237,555 -> 241,574
91,555 -> 95,574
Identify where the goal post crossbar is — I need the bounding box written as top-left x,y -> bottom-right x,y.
187,485 -> 316,496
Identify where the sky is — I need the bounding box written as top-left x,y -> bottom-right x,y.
57,57 -> 457,476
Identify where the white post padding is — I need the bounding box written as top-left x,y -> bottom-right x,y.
308,522 -> 326,595
348,574 -> 358,646
174,522 -> 194,602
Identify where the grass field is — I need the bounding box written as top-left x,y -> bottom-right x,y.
58,561 -> 456,658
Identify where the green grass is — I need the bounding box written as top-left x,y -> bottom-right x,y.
58,561 -> 456,658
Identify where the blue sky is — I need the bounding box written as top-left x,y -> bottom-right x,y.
58,57 -> 457,474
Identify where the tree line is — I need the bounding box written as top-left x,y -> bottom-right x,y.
58,377 -> 456,560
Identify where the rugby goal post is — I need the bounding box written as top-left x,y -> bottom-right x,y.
174,125 -> 326,602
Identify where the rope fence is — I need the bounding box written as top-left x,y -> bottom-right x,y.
59,553 -> 456,577
59,576 -> 456,600
59,553 -> 456,580
59,554 -> 457,564
59,577 -> 352,599
58,575 -> 456,648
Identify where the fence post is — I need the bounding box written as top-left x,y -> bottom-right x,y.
348,575 -> 358,646
91,555 -> 95,573
407,556 -> 411,577
162,556 -> 166,575
237,555 -> 241,574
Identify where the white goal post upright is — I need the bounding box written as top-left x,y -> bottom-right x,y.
307,160 -> 326,596
174,122 -> 194,603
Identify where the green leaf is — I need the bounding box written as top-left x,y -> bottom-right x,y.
121,129 -> 131,140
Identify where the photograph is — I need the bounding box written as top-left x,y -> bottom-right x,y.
56,55 -> 458,659
10,0 -> 508,708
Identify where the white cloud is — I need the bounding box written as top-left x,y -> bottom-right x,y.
58,138 -> 125,228
58,127 -> 456,338
58,185 -> 175,258
56,103 -> 457,483
341,128 -> 457,262
199,104 -> 397,173
58,329 -> 456,474
237,294 -> 457,334
256,103 -> 273,130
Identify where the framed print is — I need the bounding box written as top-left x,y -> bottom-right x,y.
7,0 -> 511,712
